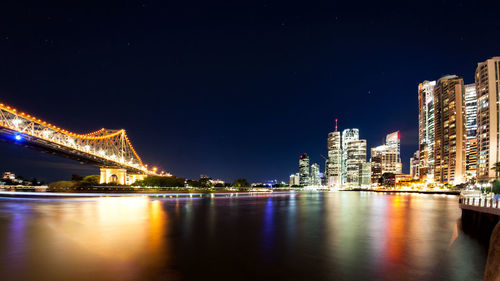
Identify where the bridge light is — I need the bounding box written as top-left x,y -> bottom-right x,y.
12,119 -> 22,126
14,135 -> 22,141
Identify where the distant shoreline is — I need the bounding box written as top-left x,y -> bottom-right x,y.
0,188 -> 461,199
343,189 -> 460,195
0,190 -> 292,199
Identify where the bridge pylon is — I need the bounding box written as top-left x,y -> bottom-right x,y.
100,168 -> 147,185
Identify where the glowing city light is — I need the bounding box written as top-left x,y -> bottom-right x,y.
12,118 -> 23,126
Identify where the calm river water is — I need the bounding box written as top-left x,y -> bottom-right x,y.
0,192 -> 488,281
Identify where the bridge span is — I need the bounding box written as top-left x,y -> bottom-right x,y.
0,102 -> 165,185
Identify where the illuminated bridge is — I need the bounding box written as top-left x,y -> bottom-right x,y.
0,102 -> 165,185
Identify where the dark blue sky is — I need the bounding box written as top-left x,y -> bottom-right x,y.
0,0 -> 499,183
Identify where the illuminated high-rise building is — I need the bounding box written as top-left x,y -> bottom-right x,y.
327,123 -> 341,187
410,151 -> 419,180
345,139 -> 366,187
418,80 -> 436,181
384,131 -> 402,173
299,153 -> 310,186
464,83 -> 478,179
289,173 -> 300,186
310,163 -> 320,186
341,129 -> 359,184
370,131 -> 402,183
360,162 -> 371,187
433,75 -> 466,184
476,57 -> 500,181
370,148 -> 382,183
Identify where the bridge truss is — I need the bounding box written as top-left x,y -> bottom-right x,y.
0,102 -> 159,175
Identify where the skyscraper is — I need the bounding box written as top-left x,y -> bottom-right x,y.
310,163 -> 320,186
299,153 -> 310,186
289,174 -> 295,186
370,131 -> 402,182
370,147 -> 382,183
410,151 -> 419,180
360,162 -> 371,187
418,80 -> 436,182
476,57 -> 500,181
341,129 -> 359,184
383,131 -> 402,173
327,129 -> 341,187
433,75 -> 466,184
345,139 -> 366,187
464,83 -> 478,179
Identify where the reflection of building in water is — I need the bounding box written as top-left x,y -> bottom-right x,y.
44,198 -> 171,280
384,195 -> 407,262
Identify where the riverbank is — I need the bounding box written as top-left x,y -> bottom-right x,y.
344,188 -> 460,195
0,190 -> 293,199
0,187 -> 461,198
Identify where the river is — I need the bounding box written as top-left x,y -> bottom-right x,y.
0,192 -> 487,281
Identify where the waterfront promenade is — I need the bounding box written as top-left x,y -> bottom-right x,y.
459,196 -> 500,281
460,196 -> 500,216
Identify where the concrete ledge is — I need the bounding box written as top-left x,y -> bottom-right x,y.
460,203 -> 500,216
484,222 -> 500,281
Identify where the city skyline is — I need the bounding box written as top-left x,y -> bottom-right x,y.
0,1 -> 499,183
292,56 -> 499,187
0,3 -> 499,281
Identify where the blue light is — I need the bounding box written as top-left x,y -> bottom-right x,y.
14,135 -> 22,141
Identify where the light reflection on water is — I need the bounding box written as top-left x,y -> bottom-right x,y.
0,192 -> 487,281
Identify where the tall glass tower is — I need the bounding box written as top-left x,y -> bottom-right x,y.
433,75 -> 466,184
299,153 -> 310,186
327,130 -> 341,187
341,129 -> 359,184
345,139 -> 366,187
464,83 -> 478,179
310,163 -> 320,186
418,80 -> 436,182
476,57 -> 500,181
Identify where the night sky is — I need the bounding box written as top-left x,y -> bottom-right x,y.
0,1 -> 499,183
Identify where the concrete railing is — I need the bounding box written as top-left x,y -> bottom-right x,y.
459,197 -> 500,216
